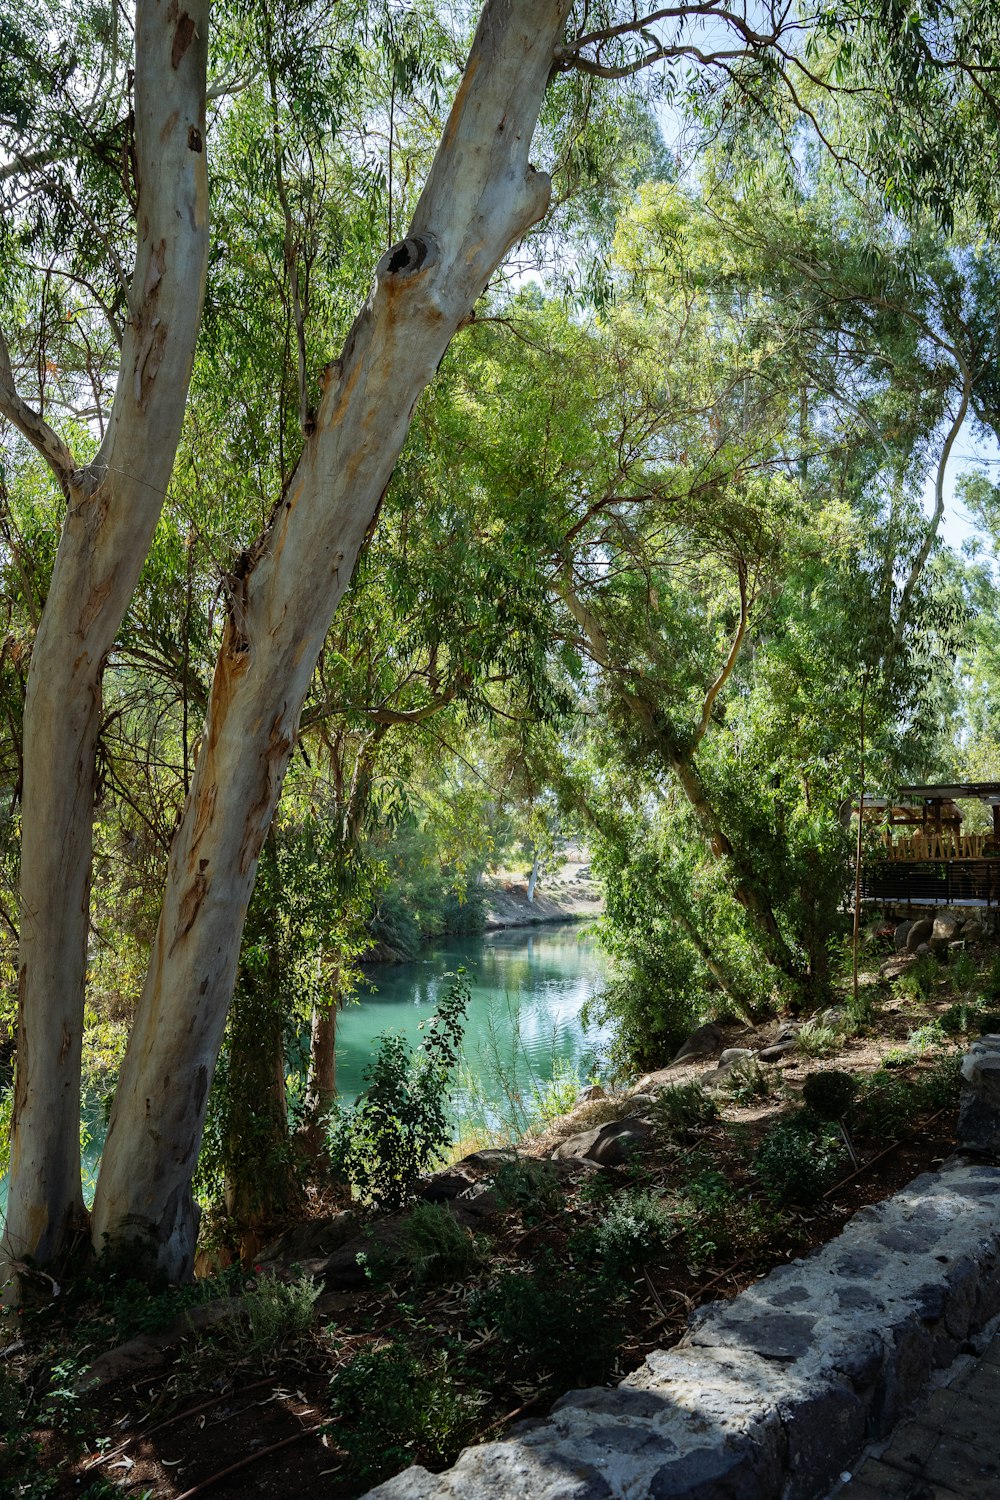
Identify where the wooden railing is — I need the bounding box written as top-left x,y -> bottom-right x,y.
883,830 -> 991,862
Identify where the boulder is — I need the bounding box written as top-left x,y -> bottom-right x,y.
672,1021 -> 728,1064
632,1066 -> 679,1095
963,922 -> 984,945
574,1083 -> 606,1106
759,1041 -> 798,1063
452,1147 -> 518,1172
893,920 -> 915,951
959,1035 -> 1000,1153
719,1047 -> 755,1066
257,1210 -> 357,1266
418,1167 -> 478,1202
624,1092 -> 655,1117
930,915 -> 960,951
550,1117 -> 653,1166
905,917 -> 935,952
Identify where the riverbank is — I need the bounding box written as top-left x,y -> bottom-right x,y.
483,869 -> 603,931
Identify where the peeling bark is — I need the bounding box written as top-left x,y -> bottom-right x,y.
91,0 -> 574,1279
1,0 -> 209,1275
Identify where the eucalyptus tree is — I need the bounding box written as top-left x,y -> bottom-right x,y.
0,0 -> 907,1284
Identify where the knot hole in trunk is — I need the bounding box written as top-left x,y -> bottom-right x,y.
376,234 -> 438,281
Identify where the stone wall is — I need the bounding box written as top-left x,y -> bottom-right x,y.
365,1162 -> 1000,1500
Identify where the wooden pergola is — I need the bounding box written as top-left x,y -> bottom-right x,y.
856,783 -> 1000,907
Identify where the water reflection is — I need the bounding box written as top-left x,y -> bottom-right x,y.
337,924 -> 612,1133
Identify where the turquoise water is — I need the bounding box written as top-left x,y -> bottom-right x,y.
1,923 -> 611,1220
334,924 -> 613,1134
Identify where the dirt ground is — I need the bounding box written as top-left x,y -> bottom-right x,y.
4,936 -> 989,1500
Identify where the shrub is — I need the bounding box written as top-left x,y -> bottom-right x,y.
675,1170 -> 776,1266
795,1021 -> 841,1058
897,953 -> 941,1002
948,950 -> 977,993
905,1020 -> 946,1054
492,1158 -> 562,1221
327,975 -> 469,1209
725,1055 -> 777,1104
474,1253 -> 624,1388
850,1059 -> 959,1137
576,1189 -> 676,1275
939,1000 -> 978,1036
983,954 -> 1000,1001
754,1115 -> 848,1205
802,1070 -> 858,1121
328,1341 -> 478,1485
217,1271 -> 319,1369
382,1202 -> 484,1289
650,1081 -> 719,1138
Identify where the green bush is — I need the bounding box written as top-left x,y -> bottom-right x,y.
327,976 -> 469,1209
897,953 -> 942,1001
802,1070 -> 858,1121
328,1340 -> 478,1485
725,1055 -> 777,1104
379,1202 -> 484,1289
576,1189 -> 676,1275
474,1252 -> 624,1388
675,1170 -> 777,1265
853,1054 -> 960,1138
650,1081 -> 719,1138
983,954 -> 1000,1001
795,1021 -> 841,1058
939,1000 -> 978,1036
753,1114 -> 848,1205
217,1271 -> 319,1369
948,950 -> 977,993
492,1158 -> 562,1221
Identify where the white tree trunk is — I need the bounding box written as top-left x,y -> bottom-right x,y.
91,0 -> 573,1280
2,0 -> 209,1272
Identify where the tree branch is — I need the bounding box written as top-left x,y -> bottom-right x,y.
693,557 -> 748,746
0,325 -> 77,493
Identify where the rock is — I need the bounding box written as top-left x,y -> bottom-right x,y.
963,922 -> 984,945
575,1084 -> 606,1106
550,1117 -> 654,1166
452,1147 -> 518,1171
930,915 -> 960,951
418,1167 -> 478,1202
719,1047 -> 755,1066
893,920 -> 915,951
915,942 -> 930,955
257,1210 -> 357,1266
671,1021 -> 727,1064
906,917 -> 935,952
624,1092 -> 655,1117
455,1185 -> 503,1219
760,1041 -> 798,1063
959,1035 -> 1000,1153
633,1066 -> 679,1094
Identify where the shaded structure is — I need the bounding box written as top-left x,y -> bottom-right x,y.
857,783 -> 1000,907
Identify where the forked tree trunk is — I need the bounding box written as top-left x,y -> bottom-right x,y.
1,0 -> 209,1273
91,0 -> 574,1280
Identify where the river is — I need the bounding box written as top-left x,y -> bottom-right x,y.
336,923 -> 613,1138
1,923 -> 611,1219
